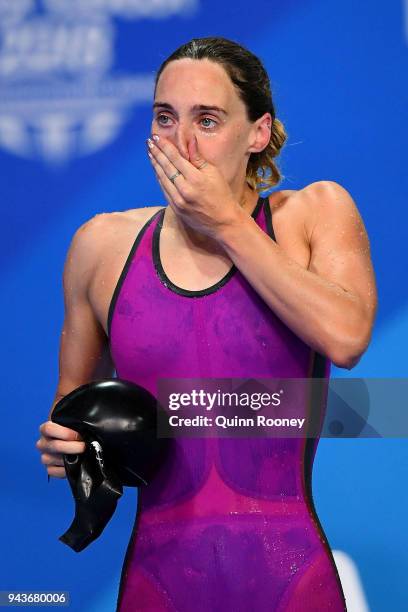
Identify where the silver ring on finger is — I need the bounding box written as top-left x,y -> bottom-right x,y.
169,170 -> 182,184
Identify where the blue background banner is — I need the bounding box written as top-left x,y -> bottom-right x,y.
1,1 -> 407,610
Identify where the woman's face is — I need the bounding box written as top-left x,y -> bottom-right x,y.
151,58 -> 270,187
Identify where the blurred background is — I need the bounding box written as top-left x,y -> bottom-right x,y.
0,0 -> 407,610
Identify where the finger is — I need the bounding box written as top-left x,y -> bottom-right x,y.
47,466 -> 66,479
153,163 -> 173,204
35,437 -> 47,450
36,435 -> 57,450
150,165 -> 181,220
149,135 -> 197,181
148,155 -> 174,207
159,181 -> 177,210
147,139 -> 187,193
40,421 -> 83,441
41,453 -> 65,467
148,152 -> 185,207
39,439 -> 86,454
188,135 -> 209,171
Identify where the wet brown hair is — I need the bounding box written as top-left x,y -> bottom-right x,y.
154,36 -> 288,192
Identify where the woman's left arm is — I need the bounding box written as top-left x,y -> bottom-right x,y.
146,138 -> 377,369
216,181 -> 378,369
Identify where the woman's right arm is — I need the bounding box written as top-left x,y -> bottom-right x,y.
35,215 -> 115,478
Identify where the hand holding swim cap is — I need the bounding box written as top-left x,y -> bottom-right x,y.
51,378 -> 170,552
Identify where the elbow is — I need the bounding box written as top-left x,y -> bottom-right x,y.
327,328 -> 372,370
330,351 -> 362,370
323,298 -> 377,370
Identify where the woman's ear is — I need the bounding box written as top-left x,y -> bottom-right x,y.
247,112 -> 272,154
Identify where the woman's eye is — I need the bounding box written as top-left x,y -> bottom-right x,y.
201,117 -> 217,129
155,114 -> 217,129
156,114 -> 172,126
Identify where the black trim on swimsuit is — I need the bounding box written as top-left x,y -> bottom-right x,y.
152,195 -> 265,298
107,208 -> 163,339
304,352 -> 348,610
262,195 -> 276,242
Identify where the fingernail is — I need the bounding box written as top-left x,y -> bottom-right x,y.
152,134 -> 160,141
147,138 -> 154,148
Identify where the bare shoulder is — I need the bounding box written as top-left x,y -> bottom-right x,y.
296,179 -> 357,207
65,205 -> 165,290
71,205 -> 164,256
287,180 -> 362,241
268,181 -> 361,245
76,205 -> 165,240
264,181 -> 364,271
120,205 -> 166,224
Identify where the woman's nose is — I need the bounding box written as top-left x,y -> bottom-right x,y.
171,126 -> 191,160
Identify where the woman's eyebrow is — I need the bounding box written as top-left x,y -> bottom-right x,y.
153,102 -> 228,115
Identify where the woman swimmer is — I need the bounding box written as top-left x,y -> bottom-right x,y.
36,37 -> 377,611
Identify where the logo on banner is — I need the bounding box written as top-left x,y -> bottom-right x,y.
0,0 -> 198,163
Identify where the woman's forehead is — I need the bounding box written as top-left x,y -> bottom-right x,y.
155,59 -> 241,110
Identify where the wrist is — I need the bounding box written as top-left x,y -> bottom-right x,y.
215,203 -> 254,247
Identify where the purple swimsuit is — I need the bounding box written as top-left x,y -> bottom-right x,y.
108,195 -> 347,611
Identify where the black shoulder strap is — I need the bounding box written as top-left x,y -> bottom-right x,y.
262,197 -> 276,241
